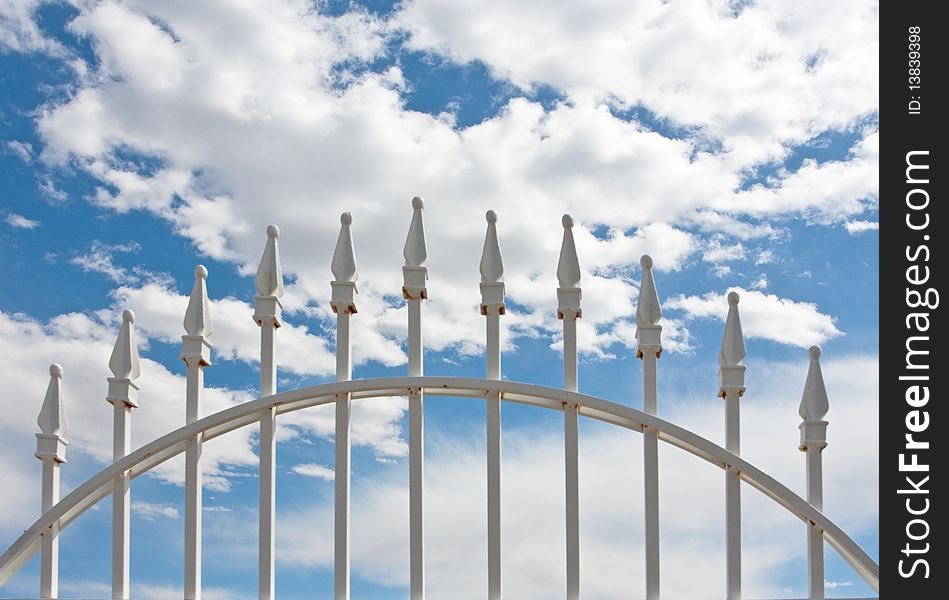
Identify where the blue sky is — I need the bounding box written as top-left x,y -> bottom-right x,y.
1,1 -> 878,598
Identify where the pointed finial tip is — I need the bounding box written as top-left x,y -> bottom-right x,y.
340,212 -> 352,225
412,196 -> 424,210
562,214 -> 573,228
486,209 -> 497,224
266,224 -> 280,239
641,255 -> 653,269
49,363 -> 63,378
122,309 -> 135,324
809,345 -> 821,359
195,264 -> 208,279
727,291 -> 740,305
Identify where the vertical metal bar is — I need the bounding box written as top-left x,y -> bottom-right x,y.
806,450 -> 824,599
335,308 -> 352,600
112,403 -> 131,600
562,316 -> 578,393
259,323 -> 276,600
561,306 -> 581,599
407,296 -> 425,600
564,404 -> 580,600
259,406 -> 276,600
409,388 -> 425,600
642,351 -> 660,600
39,459 -> 59,599
485,310 -> 501,600
725,394 -> 741,600
184,363 -> 204,600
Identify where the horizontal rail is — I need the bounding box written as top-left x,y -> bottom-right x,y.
0,376 -> 879,592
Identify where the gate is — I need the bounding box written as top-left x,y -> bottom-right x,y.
0,199 -> 879,599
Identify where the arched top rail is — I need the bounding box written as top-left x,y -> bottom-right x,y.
0,376 -> 879,591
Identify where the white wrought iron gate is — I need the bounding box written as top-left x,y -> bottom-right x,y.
0,199 -> 879,599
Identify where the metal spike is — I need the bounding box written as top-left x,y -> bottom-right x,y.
37,364 -> 68,436
332,213 -> 358,283
636,255 -> 661,326
184,265 -> 213,337
719,291 -> 746,367
254,225 -> 284,297
557,214 -> 581,289
799,345 -> 829,420
403,197 -> 428,268
109,309 -> 141,380
480,210 -> 504,283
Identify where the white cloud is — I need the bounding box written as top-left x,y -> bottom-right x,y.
4,140 -> 33,164
394,0 -> 877,162
291,463 -> 334,481
131,501 -> 180,519
0,304 -> 409,539
845,220 -> 879,234
0,0 -> 67,55
28,0 -> 878,359
256,354 -> 878,598
4,213 -> 40,229
703,238 -> 746,263
665,287 -> 842,348
749,273 -> 769,290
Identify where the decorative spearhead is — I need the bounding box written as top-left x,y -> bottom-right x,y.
109,309 -> 141,380
635,255 -> 661,326
332,212 -> 358,283
480,210 -> 504,283
37,363 -> 68,436
184,265 -> 213,337
799,345 -> 829,421
254,224 -> 284,298
403,197 -> 428,268
719,291 -> 746,368
557,214 -> 581,288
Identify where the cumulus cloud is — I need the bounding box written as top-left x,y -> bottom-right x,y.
0,0 -> 67,55
0,305 -> 409,538
24,0 -> 877,361
131,501 -> 180,520
250,354 -> 877,598
4,213 -> 40,229
844,220 -> 879,234
665,288 -> 843,348
291,463 -> 334,481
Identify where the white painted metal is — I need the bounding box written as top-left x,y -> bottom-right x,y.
480,210 -> 505,600
2,212 -> 879,600
182,265 -> 213,600
331,213 -> 358,600
799,345 -> 829,600
718,291 -> 746,600
557,214 -> 582,598
107,310 -> 141,600
403,198 -> 428,600
253,225 -> 283,600
36,363 -> 67,600
1,376 -> 880,595
635,255 -> 662,600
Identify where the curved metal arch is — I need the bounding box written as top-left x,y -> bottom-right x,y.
0,376 -> 879,591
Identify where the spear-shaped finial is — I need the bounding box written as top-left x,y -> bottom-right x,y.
636,255 -> 661,326
480,210 -> 504,283
719,291 -> 746,368
110,310 -> 141,380
184,265 -> 213,337
557,215 -> 581,288
799,346 -> 829,421
37,364 -> 68,436
255,224 -> 284,297
332,212 -> 358,283
404,197 -> 427,268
